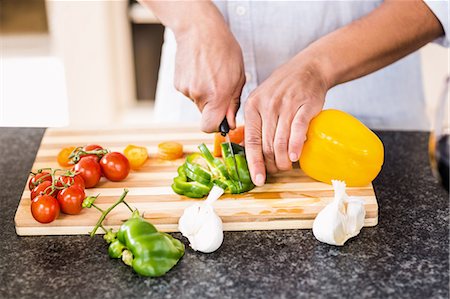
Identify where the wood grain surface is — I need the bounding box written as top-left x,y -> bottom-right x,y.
15,127 -> 378,236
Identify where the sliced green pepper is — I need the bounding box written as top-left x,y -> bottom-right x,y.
184,154 -> 212,185
171,165 -> 212,198
171,143 -> 255,197
221,142 -> 255,193
198,143 -> 229,180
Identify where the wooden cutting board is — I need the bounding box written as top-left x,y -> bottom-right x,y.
15,126 -> 378,236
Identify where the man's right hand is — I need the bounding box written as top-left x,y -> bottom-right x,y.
140,0 -> 246,133
174,23 -> 245,133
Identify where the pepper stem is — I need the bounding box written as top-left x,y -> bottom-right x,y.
90,189 -> 129,237
122,200 -> 134,213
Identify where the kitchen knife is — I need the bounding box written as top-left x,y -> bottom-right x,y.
219,117 -> 243,189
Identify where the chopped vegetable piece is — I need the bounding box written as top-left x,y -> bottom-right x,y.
172,165 -> 212,198
172,143 -> 254,197
87,190 -> 185,277
124,144 -> 148,169
57,146 -> 76,167
100,152 -> 130,182
213,126 -> 244,157
185,154 -> 212,182
300,109 -> 384,186
158,141 -> 184,160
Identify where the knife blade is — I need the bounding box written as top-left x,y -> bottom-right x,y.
219,117 -> 243,190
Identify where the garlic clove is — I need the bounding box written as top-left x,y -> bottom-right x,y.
178,204 -> 203,241
312,180 -> 366,246
345,198 -> 366,239
312,202 -> 347,246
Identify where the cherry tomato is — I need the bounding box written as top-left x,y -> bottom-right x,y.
28,171 -> 52,190
100,152 -> 130,181
31,181 -> 57,200
57,174 -> 85,190
123,144 -> 148,169
57,146 -> 76,167
73,156 -> 102,188
57,185 -> 85,215
85,144 -> 103,151
80,144 -> 104,161
158,142 -> 183,160
31,194 -> 60,223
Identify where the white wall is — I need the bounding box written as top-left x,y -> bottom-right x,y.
45,0 -> 135,127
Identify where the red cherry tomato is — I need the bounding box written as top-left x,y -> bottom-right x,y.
100,152 -> 130,181
85,144 -> 103,151
31,181 -> 57,200
80,144 -> 104,161
57,185 -> 85,215
73,156 -> 102,188
57,174 -> 85,190
31,194 -> 60,223
28,171 -> 52,190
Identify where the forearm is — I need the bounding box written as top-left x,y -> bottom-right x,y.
138,0 -> 228,37
301,0 -> 444,89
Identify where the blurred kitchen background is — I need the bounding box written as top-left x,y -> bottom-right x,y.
1,0 -> 449,128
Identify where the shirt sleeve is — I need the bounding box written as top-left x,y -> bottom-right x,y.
423,0 -> 449,47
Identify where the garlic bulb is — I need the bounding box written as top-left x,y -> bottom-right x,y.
312,180 -> 366,246
178,186 -> 224,253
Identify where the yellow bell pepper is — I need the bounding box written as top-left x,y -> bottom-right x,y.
299,109 -> 384,187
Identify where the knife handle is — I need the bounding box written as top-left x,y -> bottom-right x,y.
219,117 -> 230,136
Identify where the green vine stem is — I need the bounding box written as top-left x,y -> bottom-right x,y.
69,147 -> 110,163
89,189 -> 130,237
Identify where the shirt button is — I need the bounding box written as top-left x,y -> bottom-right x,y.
245,72 -> 252,82
236,5 -> 246,16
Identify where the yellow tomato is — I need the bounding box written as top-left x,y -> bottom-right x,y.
57,146 -> 76,167
123,144 -> 148,169
299,109 -> 384,186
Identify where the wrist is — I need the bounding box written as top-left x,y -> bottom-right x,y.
169,3 -> 228,41
292,49 -> 334,92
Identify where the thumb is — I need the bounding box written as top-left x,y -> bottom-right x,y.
226,98 -> 240,130
200,101 -> 228,133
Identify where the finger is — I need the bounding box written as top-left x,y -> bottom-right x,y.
261,112 -> 278,175
244,100 -> 266,186
227,73 -> 245,130
288,105 -> 317,162
273,112 -> 294,171
226,97 -> 240,130
200,99 -> 228,133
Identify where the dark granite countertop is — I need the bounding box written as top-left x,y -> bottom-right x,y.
0,128 -> 448,299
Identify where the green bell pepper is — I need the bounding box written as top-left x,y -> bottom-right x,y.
112,210 -> 185,277
87,190 -> 185,277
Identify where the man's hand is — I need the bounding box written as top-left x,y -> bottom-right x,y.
174,25 -> 245,132
244,0 -> 444,187
244,56 -> 328,186
139,0 -> 246,132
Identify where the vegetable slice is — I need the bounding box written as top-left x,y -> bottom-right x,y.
57,146 -> 76,167
158,141 -> 184,160
124,144 -> 148,169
